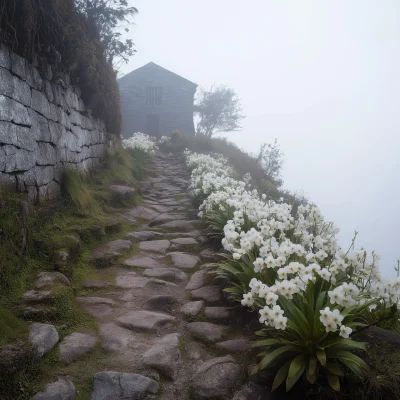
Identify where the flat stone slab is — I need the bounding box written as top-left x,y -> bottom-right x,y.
141,333 -> 180,380
200,248 -> 223,262
123,254 -> 165,269
31,376 -> 76,400
216,339 -> 250,353
185,269 -> 210,290
169,252 -> 200,269
191,356 -> 242,399
91,240 -> 131,263
157,220 -> 199,229
59,332 -> 98,363
205,307 -> 231,321
100,323 -> 134,353
91,372 -> 159,400
22,290 -> 53,304
116,271 -> 177,289
125,231 -> 164,241
191,286 -> 222,303
29,323 -> 59,357
187,322 -> 225,343
117,310 -> 176,332
143,267 -> 187,282
34,272 -> 71,289
145,295 -> 179,313
181,301 -> 204,318
76,296 -> 116,318
139,239 -> 170,253
171,237 -> 198,245
149,213 -> 187,226
124,206 -> 160,221
83,280 -> 111,289
146,204 -> 172,213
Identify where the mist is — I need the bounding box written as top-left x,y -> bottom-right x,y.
120,0 -> 400,276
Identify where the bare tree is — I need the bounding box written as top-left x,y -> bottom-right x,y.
257,139 -> 284,183
195,85 -> 245,137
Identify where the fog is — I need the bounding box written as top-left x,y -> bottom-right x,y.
120,0 -> 400,277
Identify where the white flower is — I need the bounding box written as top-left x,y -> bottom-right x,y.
339,325 -> 352,338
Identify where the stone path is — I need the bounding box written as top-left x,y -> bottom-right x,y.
28,152 -> 269,400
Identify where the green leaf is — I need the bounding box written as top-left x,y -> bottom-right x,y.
286,363 -> 306,391
328,373 -> 340,391
272,361 -> 291,391
340,359 -> 364,378
334,350 -> 369,372
317,349 -> 326,366
325,362 -> 344,377
252,338 -> 285,348
288,354 -> 307,380
308,356 -> 317,376
259,345 -> 296,370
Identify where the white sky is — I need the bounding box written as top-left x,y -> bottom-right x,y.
120,0 -> 400,277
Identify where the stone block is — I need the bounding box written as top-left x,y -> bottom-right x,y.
49,103 -> 61,122
12,76 -> 31,107
0,121 -> 35,151
44,81 -> 54,102
4,145 -> 35,172
36,142 -> 57,166
34,166 -> 55,186
0,95 -> 31,126
47,181 -> 61,199
54,163 -> 63,183
29,109 -> 51,142
0,147 -> 5,172
0,67 -> 14,96
11,52 -> 27,80
31,89 -> 51,119
0,44 -> 11,69
0,173 -> 16,192
48,121 -> 64,144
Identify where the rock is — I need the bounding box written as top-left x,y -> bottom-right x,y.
169,252 -> 200,269
125,231 -> 164,241
76,297 -> 116,318
181,301 -> 204,318
187,322 -> 225,343
191,286 -> 221,303
185,269 -> 210,290
191,356 -> 242,399
205,307 -> 231,321
146,204 -> 172,213
115,271 -> 151,288
171,237 -> 198,246
141,333 -> 180,380
139,239 -> 170,253
158,220 -> 199,229
29,323 -> 59,357
0,95 -> 31,126
91,240 -> 131,266
20,305 -> 55,320
124,206 -> 160,221
22,290 -> 53,304
216,339 -> 250,353
100,323 -> 133,353
109,185 -> 135,205
200,249 -> 223,262
232,383 -> 271,400
143,267 -> 187,282
149,213 -> 186,226
145,295 -> 178,313
34,272 -> 71,289
59,332 -> 98,363
83,280 -> 111,289
91,372 -> 159,400
117,310 -> 176,332
31,376 -> 76,400
123,254 -> 164,269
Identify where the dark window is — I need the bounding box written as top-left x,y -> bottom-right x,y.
146,87 -> 163,106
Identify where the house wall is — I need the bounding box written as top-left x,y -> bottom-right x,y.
119,65 -> 197,138
0,44 -> 115,202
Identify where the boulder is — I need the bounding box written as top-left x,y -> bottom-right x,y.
100,323 -> 133,353
122,254 -> 164,269
191,355 -> 242,399
59,332 -> 98,363
216,339 -> 250,353
145,295 -> 179,313
143,267 -> 187,282
169,252 -> 200,269
91,372 -> 159,400
29,323 -> 59,357
141,333 -> 180,380
191,286 -> 222,303
91,240 -> 131,266
22,290 -> 53,304
139,239 -> 171,253
232,382 -> 272,400
205,307 -> 231,322
187,322 -> 225,343
185,269 -> 210,290
125,231 -> 164,241
31,376 -> 76,400
117,310 -> 176,332
34,272 -> 71,289
181,301 -> 204,318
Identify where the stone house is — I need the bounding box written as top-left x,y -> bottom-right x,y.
118,62 -> 197,138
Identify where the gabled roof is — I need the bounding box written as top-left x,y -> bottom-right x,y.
118,62 -> 197,88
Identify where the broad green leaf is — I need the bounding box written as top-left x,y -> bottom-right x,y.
327,373 -> 340,391
334,350 -> 369,371
317,349 -> 326,366
286,363 -> 305,391
340,359 -> 364,378
325,362 -> 344,377
271,361 -> 291,391
259,345 -> 296,370
288,354 -> 307,380
252,338 -> 286,348
308,356 -> 317,376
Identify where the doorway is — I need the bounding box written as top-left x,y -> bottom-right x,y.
145,114 -> 160,136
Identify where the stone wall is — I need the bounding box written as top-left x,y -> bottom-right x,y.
0,44 -> 115,202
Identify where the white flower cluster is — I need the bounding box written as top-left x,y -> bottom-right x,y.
159,135 -> 171,144
122,132 -> 158,154
184,150 -> 400,338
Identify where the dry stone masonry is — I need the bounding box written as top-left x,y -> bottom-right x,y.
0,44 -> 114,202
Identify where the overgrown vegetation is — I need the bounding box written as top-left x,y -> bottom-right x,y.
0,147 -> 148,399
0,0 -> 133,133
